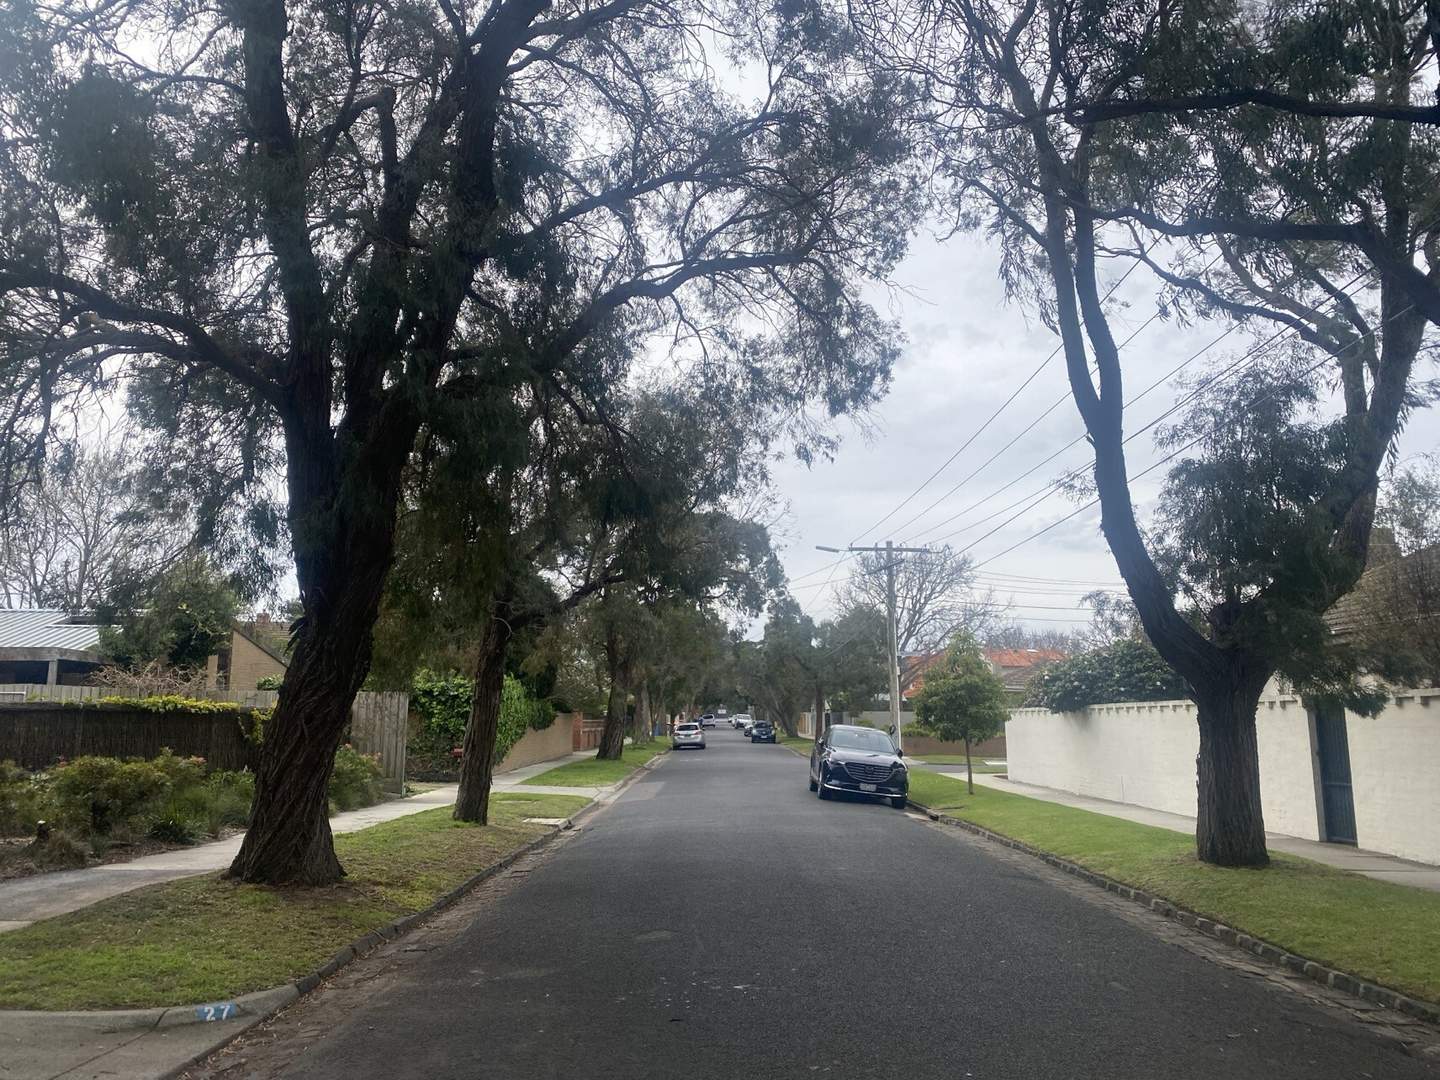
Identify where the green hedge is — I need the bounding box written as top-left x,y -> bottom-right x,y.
409,670 -> 555,773
1023,639 -> 1188,713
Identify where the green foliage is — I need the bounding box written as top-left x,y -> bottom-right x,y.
1024,639 -> 1189,713
3,746 -> 363,851
91,694 -> 246,714
98,557 -> 239,672
146,813 -> 203,845
407,670 -> 473,769
49,757 -> 172,835
910,634 -> 1009,746
328,745 -> 384,812
0,761 -> 43,836
255,674 -> 284,691
407,668 -> 554,771
497,675 -> 556,762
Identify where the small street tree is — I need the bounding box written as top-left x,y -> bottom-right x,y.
839,547 -> 1001,694
911,634 -> 1009,794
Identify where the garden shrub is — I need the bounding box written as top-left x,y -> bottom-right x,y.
1023,638 -> 1188,713
255,674 -> 284,691
147,812 -> 204,844
149,749 -> 208,789
328,745 -> 384,812
202,771 -> 254,832
0,761 -> 44,837
50,757 -> 172,835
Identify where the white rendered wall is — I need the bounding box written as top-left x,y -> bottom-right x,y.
1006,688 -> 1440,864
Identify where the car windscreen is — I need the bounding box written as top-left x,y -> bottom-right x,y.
828,728 -> 896,753
676,724 -> 700,732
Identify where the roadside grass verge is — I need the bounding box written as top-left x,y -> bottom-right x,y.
778,735 -> 813,756
906,772 -> 1440,1004
527,741 -> 667,787
0,792 -> 587,1011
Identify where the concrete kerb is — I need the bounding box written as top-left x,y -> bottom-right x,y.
909,799 -> 1440,1028
147,748 -> 671,1075
0,746 -> 673,1080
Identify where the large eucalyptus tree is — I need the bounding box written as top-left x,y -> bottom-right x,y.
0,0 -> 915,882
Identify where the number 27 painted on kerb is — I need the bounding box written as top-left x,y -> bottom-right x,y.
195,1002 -> 238,1022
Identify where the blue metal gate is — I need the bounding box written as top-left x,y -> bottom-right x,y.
1314,703 -> 1357,845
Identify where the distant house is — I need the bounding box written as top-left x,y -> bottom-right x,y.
0,609 -> 108,686
205,619 -> 289,692
905,646 -> 1068,703
1326,539 -> 1440,638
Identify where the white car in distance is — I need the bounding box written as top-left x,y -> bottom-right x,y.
731,713 -> 752,730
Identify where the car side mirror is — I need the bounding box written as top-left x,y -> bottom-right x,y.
895,748 -> 904,757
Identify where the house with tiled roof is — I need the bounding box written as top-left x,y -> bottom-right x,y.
904,646 -> 1068,702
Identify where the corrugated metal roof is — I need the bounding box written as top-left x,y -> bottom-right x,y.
0,609 -> 106,653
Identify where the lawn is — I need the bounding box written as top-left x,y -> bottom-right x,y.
906,771 -> 1440,1004
778,735 -> 814,756
526,741 -> 668,786
0,792 -> 588,1010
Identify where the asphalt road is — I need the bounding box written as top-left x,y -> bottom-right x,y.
223,730 -> 1438,1079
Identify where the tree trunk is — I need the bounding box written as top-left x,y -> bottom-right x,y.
1195,680 -> 1270,867
964,736 -> 973,795
596,629 -> 628,760
813,685 -> 825,743
454,616 -> 513,824
227,559 -> 389,884
632,681 -> 652,744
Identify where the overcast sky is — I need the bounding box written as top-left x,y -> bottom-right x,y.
766,225 -> 1440,633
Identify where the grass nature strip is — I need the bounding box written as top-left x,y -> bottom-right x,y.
526,742 -> 668,786
0,792 -> 588,1011
906,771 -> 1440,1005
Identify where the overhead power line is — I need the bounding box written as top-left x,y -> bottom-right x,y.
967,292 -> 1418,572
848,254 -> 1152,548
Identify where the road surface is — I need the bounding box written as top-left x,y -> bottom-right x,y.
192,728 -> 1438,1079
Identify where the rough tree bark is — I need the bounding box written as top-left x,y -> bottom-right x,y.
632,680 -> 653,744
454,615 -> 514,824
227,455 -> 405,884
596,628 -> 629,760
1193,664 -> 1272,866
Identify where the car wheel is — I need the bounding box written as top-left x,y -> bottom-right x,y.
891,795 -> 907,809
817,776 -> 831,800
808,776 -> 818,792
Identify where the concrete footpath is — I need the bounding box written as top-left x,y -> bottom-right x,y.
928,769 -> 1440,893
0,785 -> 460,933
